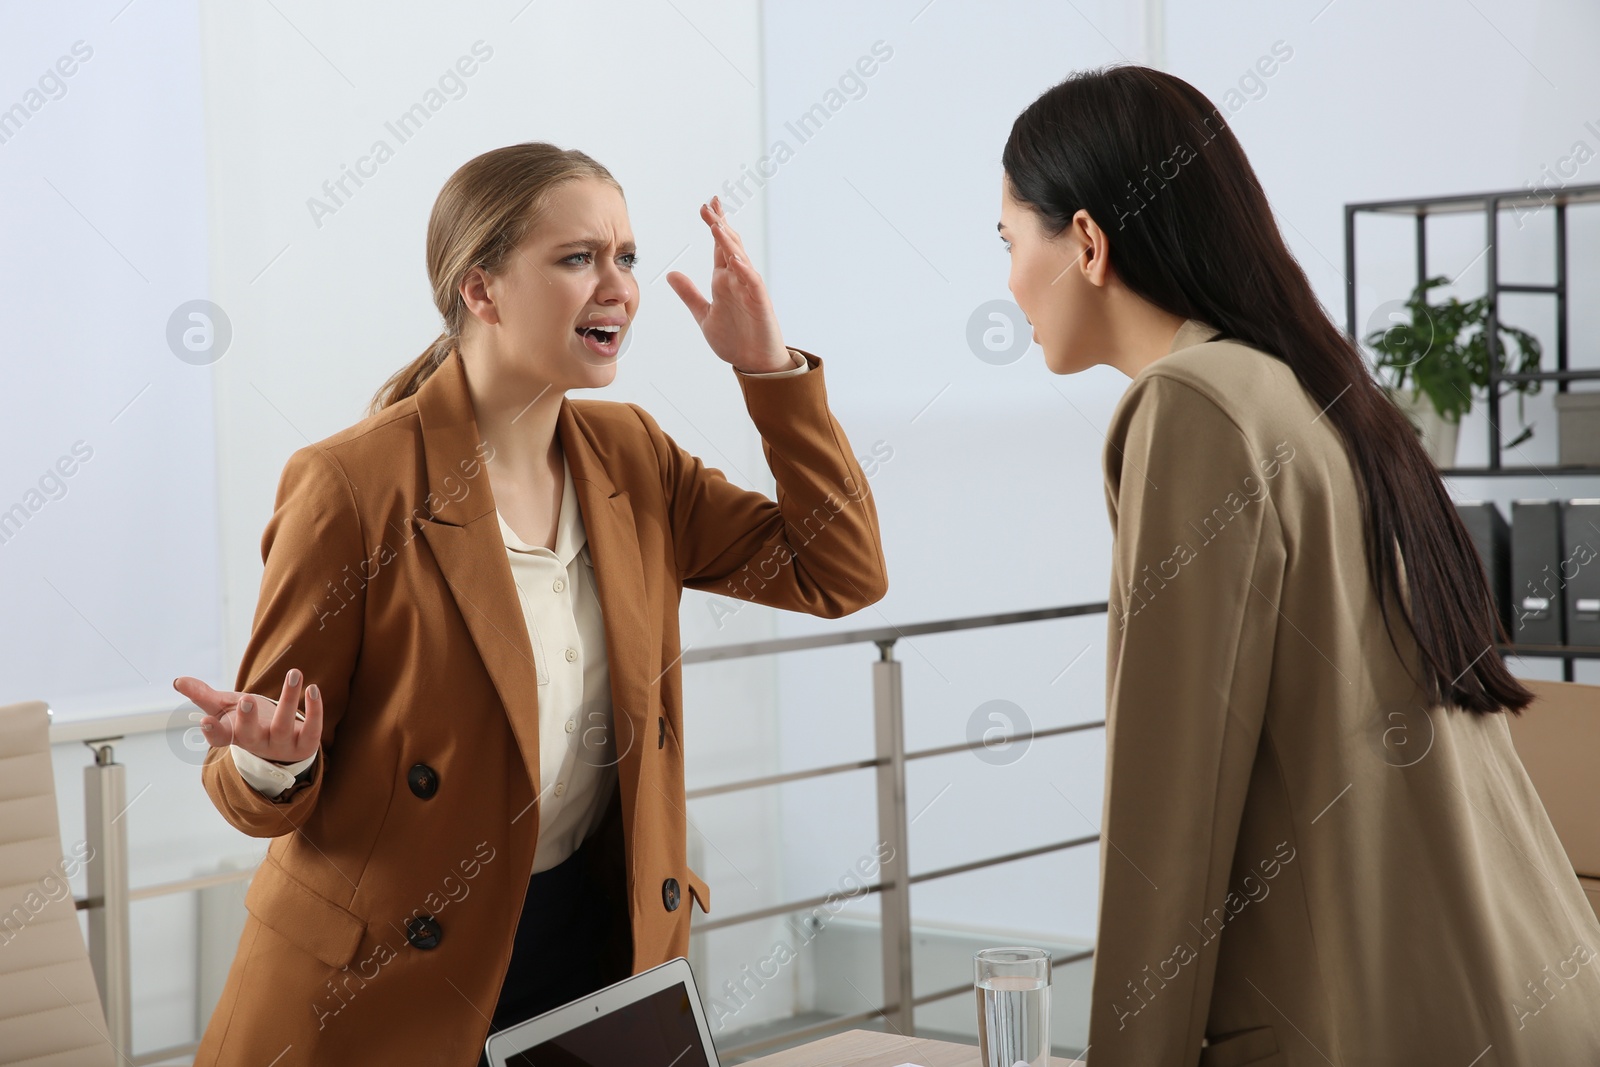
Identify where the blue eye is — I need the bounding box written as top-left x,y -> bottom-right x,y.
561,251 -> 640,268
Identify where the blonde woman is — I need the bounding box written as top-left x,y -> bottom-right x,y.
174,143 -> 887,1065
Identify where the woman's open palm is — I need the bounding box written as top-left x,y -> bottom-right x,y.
173,670 -> 323,764
666,196 -> 791,371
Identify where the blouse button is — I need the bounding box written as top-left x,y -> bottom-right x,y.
553,782 -> 565,797
565,648 -> 577,662
553,579 -> 565,592
565,718 -> 576,733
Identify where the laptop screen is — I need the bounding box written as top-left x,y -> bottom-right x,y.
503,981 -> 714,1067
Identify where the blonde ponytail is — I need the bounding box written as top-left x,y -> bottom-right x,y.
368,333 -> 455,417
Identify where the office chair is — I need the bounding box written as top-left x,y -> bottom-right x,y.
0,699 -> 116,1065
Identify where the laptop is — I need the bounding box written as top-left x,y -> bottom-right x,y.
483,957 -> 722,1067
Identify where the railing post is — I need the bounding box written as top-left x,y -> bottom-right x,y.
872,640 -> 914,1035
84,739 -> 132,1054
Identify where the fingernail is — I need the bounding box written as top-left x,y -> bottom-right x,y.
289,668 -> 302,685
201,722 -> 212,731
308,683 -> 319,700
240,698 -> 253,714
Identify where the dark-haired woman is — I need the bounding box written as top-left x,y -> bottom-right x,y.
1000,67 -> 1600,1064
174,145 -> 886,1065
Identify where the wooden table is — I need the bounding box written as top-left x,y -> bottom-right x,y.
741,1029 -> 1079,1067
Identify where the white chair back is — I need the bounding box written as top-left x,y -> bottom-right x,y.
0,700 -> 115,1065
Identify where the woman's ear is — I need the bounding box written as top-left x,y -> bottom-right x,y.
1070,208 -> 1112,289
459,266 -> 500,326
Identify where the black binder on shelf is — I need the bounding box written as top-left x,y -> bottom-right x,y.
1512,500 -> 1566,645
1563,499 -> 1600,647
1456,502 -> 1511,634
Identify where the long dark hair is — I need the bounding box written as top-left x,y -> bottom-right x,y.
1003,65 -> 1531,715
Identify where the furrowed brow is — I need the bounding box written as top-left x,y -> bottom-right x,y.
554,236 -> 637,252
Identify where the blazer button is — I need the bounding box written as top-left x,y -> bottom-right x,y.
662,877 -> 681,912
406,915 -> 442,950
407,763 -> 439,799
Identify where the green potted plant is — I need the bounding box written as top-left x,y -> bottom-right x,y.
1363,275 -> 1543,467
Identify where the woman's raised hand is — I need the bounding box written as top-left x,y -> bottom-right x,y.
172,670 -> 323,764
666,196 -> 795,374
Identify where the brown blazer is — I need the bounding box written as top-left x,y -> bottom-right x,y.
1088,320 -> 1600,1065
194,347 -> 887,1066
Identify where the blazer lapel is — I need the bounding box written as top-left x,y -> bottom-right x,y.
411,351 -> 544,821
408,349 -> 654,842
558,400 -> 653,831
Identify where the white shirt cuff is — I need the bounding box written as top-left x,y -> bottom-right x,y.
231,744 -> 317,798
736,348 -> 809,378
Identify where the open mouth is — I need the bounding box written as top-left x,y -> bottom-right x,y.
576,326 -> 624,358
575,324 -> 623,358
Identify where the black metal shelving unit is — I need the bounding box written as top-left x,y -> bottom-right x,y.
1344,180 -> 1600,474
1344,183 -> 1600,680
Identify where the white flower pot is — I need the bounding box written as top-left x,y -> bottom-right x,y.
1388,388 -> 1460,468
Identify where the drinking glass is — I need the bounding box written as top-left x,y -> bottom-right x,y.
974,946 -> 1051,1067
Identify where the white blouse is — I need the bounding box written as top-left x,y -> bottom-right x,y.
231,350 -> 811,870
493,455 -> 616,872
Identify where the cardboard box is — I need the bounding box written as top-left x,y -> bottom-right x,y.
1507,679 -> 1600,882
1582,877 -> 1600,925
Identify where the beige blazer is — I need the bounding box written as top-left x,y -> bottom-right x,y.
194,346 -> 887,1065
1088,320 -> 1600,1065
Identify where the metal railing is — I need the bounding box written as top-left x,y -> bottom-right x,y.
50,600 -> 1109,1065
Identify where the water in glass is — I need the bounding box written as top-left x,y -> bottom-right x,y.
976,973 -> 1049,1067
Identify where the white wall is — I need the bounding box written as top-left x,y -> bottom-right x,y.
0,1 -> 238,1051
750,8 -> 1136,1005
0,3 -> 221,722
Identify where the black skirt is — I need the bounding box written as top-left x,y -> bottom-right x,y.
477,792 -> 633,1066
